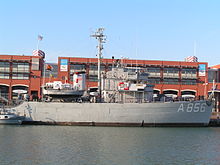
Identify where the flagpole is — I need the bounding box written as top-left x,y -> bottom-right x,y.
37,35 -> 45,87
37,35 -> 46,100
37,39 -> 40,51
43,62 -> 46,86
37,34 -> 43,51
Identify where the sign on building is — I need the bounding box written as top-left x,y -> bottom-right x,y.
199,64 -> 206,76
60,59 -> 68,71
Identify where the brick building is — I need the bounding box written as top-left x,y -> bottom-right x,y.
0,54 -> 44,102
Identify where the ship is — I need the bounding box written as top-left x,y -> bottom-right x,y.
0,106 -> 25,125
14,66 -> 213,126
13,28 -> 213,126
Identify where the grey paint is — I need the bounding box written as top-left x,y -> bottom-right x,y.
14,100 -> 212,125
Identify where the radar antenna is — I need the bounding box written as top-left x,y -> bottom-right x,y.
91,28 -> 106,102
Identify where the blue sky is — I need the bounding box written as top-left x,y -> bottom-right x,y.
0,0 -> 220,66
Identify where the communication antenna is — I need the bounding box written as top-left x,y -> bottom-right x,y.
91,28 -> 106,101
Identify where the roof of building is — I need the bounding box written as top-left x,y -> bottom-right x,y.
210,64 -> 220,69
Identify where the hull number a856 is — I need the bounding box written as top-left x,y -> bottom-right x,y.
177,103 -> 206,112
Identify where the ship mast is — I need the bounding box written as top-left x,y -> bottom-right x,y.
91,28 -> 106,102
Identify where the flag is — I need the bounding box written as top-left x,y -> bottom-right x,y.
33,50 -> 45,58
185,56 -> 198,62
46,64 -> 53,71
38,35 -> 43,41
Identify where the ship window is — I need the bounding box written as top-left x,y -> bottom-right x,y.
4,116 -> 8,119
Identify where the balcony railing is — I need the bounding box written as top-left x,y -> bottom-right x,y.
148,72 -> 161,77
181,74 -> 197,79
0,68 -> 10,73
163,73 -> 179,78
70,69 -> 86,74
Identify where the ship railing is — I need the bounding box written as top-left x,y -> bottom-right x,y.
119,97 -> 147,103
152,95 -> 207,103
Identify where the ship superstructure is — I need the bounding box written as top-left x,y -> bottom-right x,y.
102,67 -> 153,103
42,72 -> 86,102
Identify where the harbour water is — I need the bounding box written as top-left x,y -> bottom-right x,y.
0,126 -> 220,165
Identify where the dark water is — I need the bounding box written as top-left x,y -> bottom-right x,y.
0,126 -> 220,165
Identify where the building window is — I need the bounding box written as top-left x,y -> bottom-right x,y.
43,63 -> 58,78
107,65 -> 113,71
89,75 -> 98,82
31,58 -> 39,71
12,73 -> 29,80
208,70 -> 219,83
126,67 -> 146,73
147,67 -> 161,73
89,65 -> 98,75
12,86 -> 28,99
146,67 -> 161,77
89,65 -> 105,75
164,67 -> 179,73
0,85 -> 9,100
181,68 -> 197,79
181,79 -> 197,85
147,78 -> 161,84
181,68 -> 197,74
163,68 -> 179,78
163,78 -> 179,84
70,64 -> 86,74
12,62 -> 30,73
0,62 -> 10,72
0,73 -> 9,79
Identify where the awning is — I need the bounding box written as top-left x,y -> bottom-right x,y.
181,94 -> 195,98
208,90 -> 220,93
164,94 -> 177,98
12,89 -> 27,94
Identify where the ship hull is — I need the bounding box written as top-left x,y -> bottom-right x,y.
0,117 -> 24,125
15,100 -> 213,126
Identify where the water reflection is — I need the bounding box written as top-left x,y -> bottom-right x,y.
0,126 -> 220,165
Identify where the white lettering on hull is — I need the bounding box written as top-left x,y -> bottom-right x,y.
177,103 -> 206,112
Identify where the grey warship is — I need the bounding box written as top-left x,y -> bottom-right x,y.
14,28 -> 213,126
